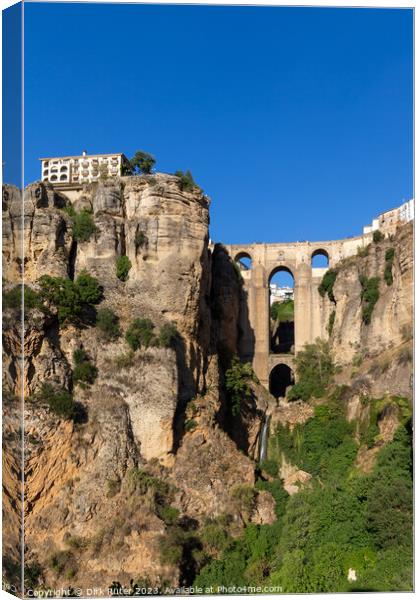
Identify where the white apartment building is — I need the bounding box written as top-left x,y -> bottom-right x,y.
40,151 -> 130,186
363,199 -> 414,235
270,284 -> 294,305
399,199 -> 414,223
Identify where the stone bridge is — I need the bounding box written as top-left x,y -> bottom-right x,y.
224,232 -> 373,395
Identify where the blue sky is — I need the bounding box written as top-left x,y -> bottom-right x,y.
19,3 -> 413,244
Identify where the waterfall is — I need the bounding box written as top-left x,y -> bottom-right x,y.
258,414 -> 270,463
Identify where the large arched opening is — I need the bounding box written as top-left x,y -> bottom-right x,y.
235,252 -> 252,271
311,249 -> 329,269
269,266 -> 294,354
269,364 -> 294,399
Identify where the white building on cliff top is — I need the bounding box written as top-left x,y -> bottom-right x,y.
40,150 -> 130,186
363,199 -> 414,235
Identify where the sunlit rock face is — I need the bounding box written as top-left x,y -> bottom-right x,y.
2,175 -> 275,590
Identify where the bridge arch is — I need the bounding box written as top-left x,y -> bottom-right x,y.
269,266 -> 295,354
269,363 -> 294,399
311,248 -> 329,268
235,251 -> 252,271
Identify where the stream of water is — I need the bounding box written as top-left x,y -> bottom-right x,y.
258,414 -> 270,463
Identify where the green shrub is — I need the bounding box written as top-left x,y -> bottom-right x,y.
65,206 -> 98,242
96,308 -> 120,340
352,353 -> 363,367
259,458 -> 278,477
49,550 -> 76,576
174,170 -> 197,191
360,276 -> 380,325
327,310 -> 336,336
3,285 -> 43,311
373,230 -> 384,243
125,318 -> 155,350
318,270 -> 337,302
127,467 -> 169,498
74,271 -> 103,304
361,421 -> 380,449
130,150 -> 156,175
116,255 -> 132,282
38,271 -> 102,324
233,261 -> 243,284
158,527 -> 186,566
156,505 -> 180,525
200,521 -> 232,557
72,348 -> 98,387
36,383 -> 76,419
158,323 -> 179,348
385,247 -> 395,262
24,562 -> 43,589
287,339 -> 335,401
225,356 -> 257,416
384,247 -> 395,286
65,536 -> 88,551
135,230 -> 148,249
185,419 -> 197,432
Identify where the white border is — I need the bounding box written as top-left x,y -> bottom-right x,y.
0,2 -> 415,600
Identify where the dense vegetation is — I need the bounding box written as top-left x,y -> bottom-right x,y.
225,357 -> 257,416
270,299 -> 294,322
193,387 -> 413,592
116,255 -> 132,282
38,271 -> 102,323
373,230 -> 384,243
65,206 -> 98,242
125,318 -> 155,350
287,339 -> 335,402
384,247 -> 395,286
360,275 -> 380,325
327,310 -> 336,336
95,308 -> 121,340
174,170 -> 197,192
72,348 -> 98,388
318,269 -> 337,302
3,284 -> 43,312
33,383 -> 78,421
130,150 -> 156,175
125,318 -> 179,351
135,230 -> 148,250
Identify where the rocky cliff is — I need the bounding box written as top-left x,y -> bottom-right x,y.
2,176 -> 272,593
327,222 -> 413,399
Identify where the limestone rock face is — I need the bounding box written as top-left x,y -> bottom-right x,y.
271,399 -> 314,430
329,223 -> 413,368
3,183 -> 74,283
2,176 -> 270,590
280,457 -> 312,496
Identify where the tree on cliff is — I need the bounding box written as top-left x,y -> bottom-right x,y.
130,150 -> 156,174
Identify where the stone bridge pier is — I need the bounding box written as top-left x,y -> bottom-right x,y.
224,232 -> 372,393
